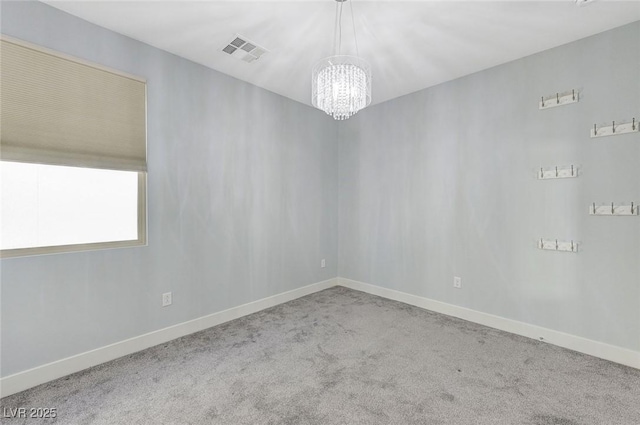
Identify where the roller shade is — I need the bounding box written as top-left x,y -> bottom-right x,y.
1,37 -> 147,171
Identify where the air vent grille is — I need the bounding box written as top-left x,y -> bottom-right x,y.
230,37 -> 245,48
221,35 -> 269,64
222,45 -> 237,55
241,43 -> 256,52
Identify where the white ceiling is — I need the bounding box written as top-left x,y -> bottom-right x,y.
42,1 -> 640,106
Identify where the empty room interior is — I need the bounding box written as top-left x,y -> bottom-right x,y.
1,0 -> 639,423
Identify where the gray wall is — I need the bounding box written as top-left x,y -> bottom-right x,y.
0,1 -> 338,377
339,21 -> 640,352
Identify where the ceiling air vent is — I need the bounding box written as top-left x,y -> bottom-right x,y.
222,35 -> 268,63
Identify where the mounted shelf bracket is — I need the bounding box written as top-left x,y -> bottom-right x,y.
590,202 -> 638,216
538,238 -> 578,253
591,118 -> 638,138
539,90 -> 578,110
538,165 -> 578,180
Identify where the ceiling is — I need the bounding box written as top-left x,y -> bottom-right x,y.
42,1 -> 640,107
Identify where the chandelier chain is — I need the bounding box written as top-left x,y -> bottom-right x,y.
338,1 -> 343,55
332,1 -> 339,56
350,0 -> 360,58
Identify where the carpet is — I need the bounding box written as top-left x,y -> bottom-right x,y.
1,286 -> 639,424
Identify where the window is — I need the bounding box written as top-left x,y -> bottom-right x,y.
0,36 -> 147,257
1,162 -> 145,255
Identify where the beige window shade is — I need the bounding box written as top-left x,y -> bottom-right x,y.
1,37 -> 147,171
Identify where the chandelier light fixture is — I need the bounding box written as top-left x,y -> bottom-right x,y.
312,0 -> 371,120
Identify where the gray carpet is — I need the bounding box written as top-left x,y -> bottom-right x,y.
2,287 -> 639,424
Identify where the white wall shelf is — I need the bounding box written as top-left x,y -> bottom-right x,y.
538,238 -> 578,253
538,165 -> 577,180
589,202 -> 638,216
590,118 -> 638,138
539,90 -> 578,110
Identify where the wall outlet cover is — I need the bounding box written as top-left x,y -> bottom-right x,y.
453,277 -> 462,288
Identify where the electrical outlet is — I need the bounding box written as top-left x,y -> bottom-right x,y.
453,277 -> 462,289
321,259 -> 326,268
162,292 -> 172,307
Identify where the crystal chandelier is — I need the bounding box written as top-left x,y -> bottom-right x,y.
312,0 -> 371,120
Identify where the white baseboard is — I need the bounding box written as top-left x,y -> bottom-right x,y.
338,277 -> 640,369
0,277 -> 338,398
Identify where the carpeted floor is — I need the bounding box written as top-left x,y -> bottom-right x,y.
2,286 -> 639,424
